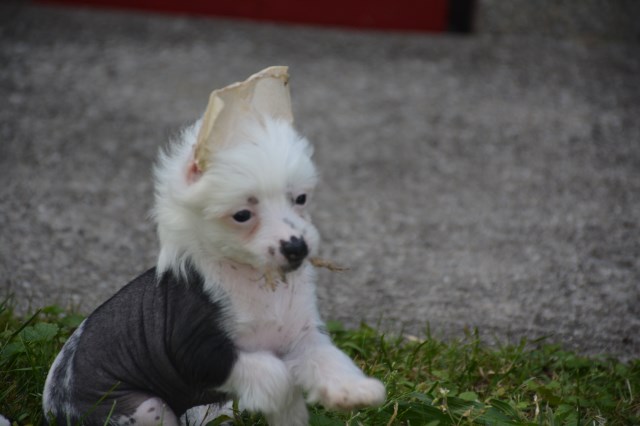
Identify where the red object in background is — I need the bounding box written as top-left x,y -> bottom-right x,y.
36,0 -> 450,32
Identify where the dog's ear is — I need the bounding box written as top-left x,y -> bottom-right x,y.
194,66 -> 293,173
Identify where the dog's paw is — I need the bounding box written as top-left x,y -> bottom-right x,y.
264,392 -> 309,426
182,402 -> 234,425
309,376 -> 386,411
223,351 -> 294,414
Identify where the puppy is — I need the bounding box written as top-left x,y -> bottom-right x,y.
43,67 -> 385,426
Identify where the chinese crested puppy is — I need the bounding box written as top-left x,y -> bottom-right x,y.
43,67 -> 385,426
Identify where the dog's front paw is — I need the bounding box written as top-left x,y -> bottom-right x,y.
309,376 -> 386,411
264,392 -> 309,426
223,351 -> 294,414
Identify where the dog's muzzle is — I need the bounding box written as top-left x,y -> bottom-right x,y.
279,236 -> 309,271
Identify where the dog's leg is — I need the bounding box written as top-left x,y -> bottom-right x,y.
218,351 -> 300,421
263,391 -> 308,426
290,335 -> 386,412
181,402 -> 233,426
113,397 -> 180,426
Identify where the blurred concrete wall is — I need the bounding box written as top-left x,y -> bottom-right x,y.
476,0 -> 640,41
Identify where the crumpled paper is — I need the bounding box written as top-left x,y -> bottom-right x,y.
194,66 -> 293,172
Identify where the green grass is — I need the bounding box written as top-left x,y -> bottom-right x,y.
1,302 -> 638,425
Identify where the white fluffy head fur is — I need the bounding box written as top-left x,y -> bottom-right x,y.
153,115 -> 319,278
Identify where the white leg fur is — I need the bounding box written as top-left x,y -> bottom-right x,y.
292,343 -> 386,411
219,351 -> 297,418
263,392 -> 308,426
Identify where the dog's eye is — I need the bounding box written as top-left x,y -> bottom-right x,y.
232,210 -> 252,223
294,194 -> 307,205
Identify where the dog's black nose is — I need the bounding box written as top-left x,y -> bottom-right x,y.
280,236 -> 309,269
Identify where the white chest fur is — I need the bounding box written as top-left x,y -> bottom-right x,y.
205,262 -> 322,356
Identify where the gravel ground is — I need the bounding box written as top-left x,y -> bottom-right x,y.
1,4 -> 639,359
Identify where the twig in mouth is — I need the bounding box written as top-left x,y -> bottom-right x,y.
309,257 -> 349,272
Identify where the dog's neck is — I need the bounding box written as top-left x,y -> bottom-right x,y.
193,255 -> 301,295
